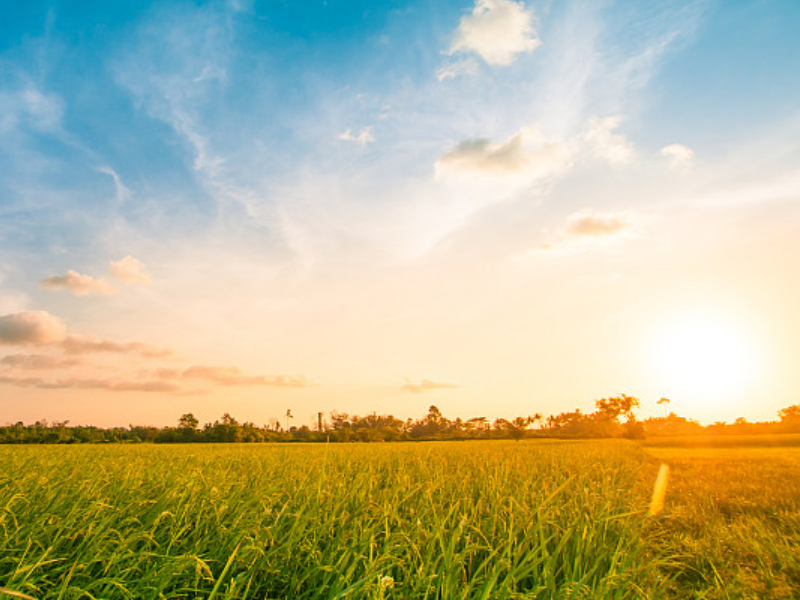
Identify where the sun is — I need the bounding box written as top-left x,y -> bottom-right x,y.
650,313 -> 760,413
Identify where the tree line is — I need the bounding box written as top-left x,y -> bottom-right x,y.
2,396 -> 800,444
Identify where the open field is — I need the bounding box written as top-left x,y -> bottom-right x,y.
643,433 -> 800,449
1,440 -> 798,599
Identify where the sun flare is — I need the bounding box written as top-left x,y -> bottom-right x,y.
651,314 -> 760,411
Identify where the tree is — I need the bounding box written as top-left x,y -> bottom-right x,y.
595,394 -> 640,420
208,413 -> 240,442
778,404 -> 800,432
285,409 -> 294,430
427,405 -> 442,423
178,413 -> 199,430
657,397 -> 671,418
778,404 -> 800,423
501,416 -> 536,441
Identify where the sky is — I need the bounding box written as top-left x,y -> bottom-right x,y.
1,0 -> 800,428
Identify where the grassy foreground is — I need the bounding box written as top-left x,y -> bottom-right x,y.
0,440 -> 798,599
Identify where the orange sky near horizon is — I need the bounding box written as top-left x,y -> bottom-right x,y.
2,0 -> 800,428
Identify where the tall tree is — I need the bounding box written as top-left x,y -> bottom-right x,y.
178,413 -> 199,430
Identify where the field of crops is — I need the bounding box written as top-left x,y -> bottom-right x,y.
1,440 -> 798,599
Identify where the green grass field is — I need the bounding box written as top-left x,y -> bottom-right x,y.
1,440 -> 798,599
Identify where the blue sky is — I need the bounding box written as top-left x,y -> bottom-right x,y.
1,0 -> 800,427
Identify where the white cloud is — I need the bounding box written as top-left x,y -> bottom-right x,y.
109,256 -> 152,285
582,116 -> 635,165
39,270 -> 116,297
448,0 -> 540,66
660,143 -> 694,170
435,115 -> 637,184
338,127 -> 375,147
0,311 -> 67,346
435,126 -> 570,180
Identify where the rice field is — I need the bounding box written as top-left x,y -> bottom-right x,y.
1,440 -> 798,599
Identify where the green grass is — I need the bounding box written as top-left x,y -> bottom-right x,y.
645,446 -> 800,599
1,440 -> 798,599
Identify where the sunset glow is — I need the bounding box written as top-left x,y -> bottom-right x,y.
650,314 -> 762,417
1,0 -> 800,427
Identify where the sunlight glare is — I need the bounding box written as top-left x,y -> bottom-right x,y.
651,314 -> 760,409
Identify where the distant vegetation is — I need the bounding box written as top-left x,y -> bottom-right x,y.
2,395 -> 800,444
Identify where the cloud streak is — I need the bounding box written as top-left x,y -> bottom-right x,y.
0,363 -> 309,394
60,334 -> 173,358
0,353 -> 82,370
0,374 -> 182,393
39,270 -> 116,297
0,310 -> 308,394
401,379 -> 460,393
178,365 -> 309,388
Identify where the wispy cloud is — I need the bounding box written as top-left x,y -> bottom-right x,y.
0,362 -> 308,394
0,310 -> 306,394
0,374 -> 183,393
97,166 -> 132,205
660,143 -> 694,170
582,116 -> 635,165
0,291 -> 28,316
401,379 -> 460,393
39,270 -> 116,297
0,84 -> 64,134
175,366 -> 309,388
61,334 -> 173,358
0,353 -> 83,370
447,0 -> 540,66
112,4 -> 239,211
436,58 -> 479,81
338,127 -> 375,147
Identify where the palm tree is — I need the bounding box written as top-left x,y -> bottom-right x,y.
657,397 -> 671,418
